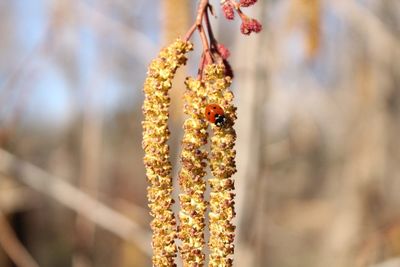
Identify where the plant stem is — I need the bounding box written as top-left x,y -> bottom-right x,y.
182,0 -> 213,78
183,0 -> 209,41
205,5 -> 217,48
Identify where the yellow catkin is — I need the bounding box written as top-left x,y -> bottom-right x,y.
178,77 -> 208,266
204,64 -> 237,267
142,39 -> 193,267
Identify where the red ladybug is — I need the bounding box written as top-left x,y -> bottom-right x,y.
205,104 -> 226,127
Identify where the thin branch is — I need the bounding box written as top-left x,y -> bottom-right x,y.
198,25 -> 213,64
183,0 -> 213,71
0,211 -> 40,267
183,24 -> 197,41
197,53 -> 207,79
0,149 -> 152,257
204,7 -> 217,46
184,0 -> 209,40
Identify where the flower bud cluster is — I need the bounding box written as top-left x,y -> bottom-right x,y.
142,39 -> 193,267
204,64 -> 237,267
222,2 -> 235,20
239,0 -> 257,7
220,0 -> 262,36
240,18 -> 262,35
178,78 -> 209,266
217,44 -> 231,60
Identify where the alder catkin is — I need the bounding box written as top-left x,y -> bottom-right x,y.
142,39 -> 193,267
178,77 -> 209,266
204,64 -> 237,267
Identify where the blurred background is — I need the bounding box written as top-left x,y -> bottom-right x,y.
0,0 -> 399,267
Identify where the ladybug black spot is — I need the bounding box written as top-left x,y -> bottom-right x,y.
213,107 -> 216,109
208,112 -> 211,115
214,114 -> 226,127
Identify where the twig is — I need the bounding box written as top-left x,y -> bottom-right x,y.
183,24 -> 197,41
183,0 -> 213,77
0,149 -> 152,257
198,24 -> 213,65
183,0 -> 209,40
0,211 -> 40,267
204,7 -> 217,47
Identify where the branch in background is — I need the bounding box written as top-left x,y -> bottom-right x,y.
73,39 -> 107,267
0,149 -> 152,258
0,184 -> 39,214
77,1 -> 157,63
0,212 -> 40,267
330,0 -> 400,52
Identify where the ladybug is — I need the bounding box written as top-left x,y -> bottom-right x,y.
205,104 -> 226,127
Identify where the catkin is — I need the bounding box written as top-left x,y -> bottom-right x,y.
178,77 -> 209,266
204,64 -> 237,267
142,39 -> 193,267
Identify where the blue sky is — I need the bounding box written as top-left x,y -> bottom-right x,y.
1,0 -> 160,133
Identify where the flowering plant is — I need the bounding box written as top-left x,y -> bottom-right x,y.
142,1 -> 262,266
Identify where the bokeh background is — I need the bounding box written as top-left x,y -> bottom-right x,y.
0,0 -> 400,267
